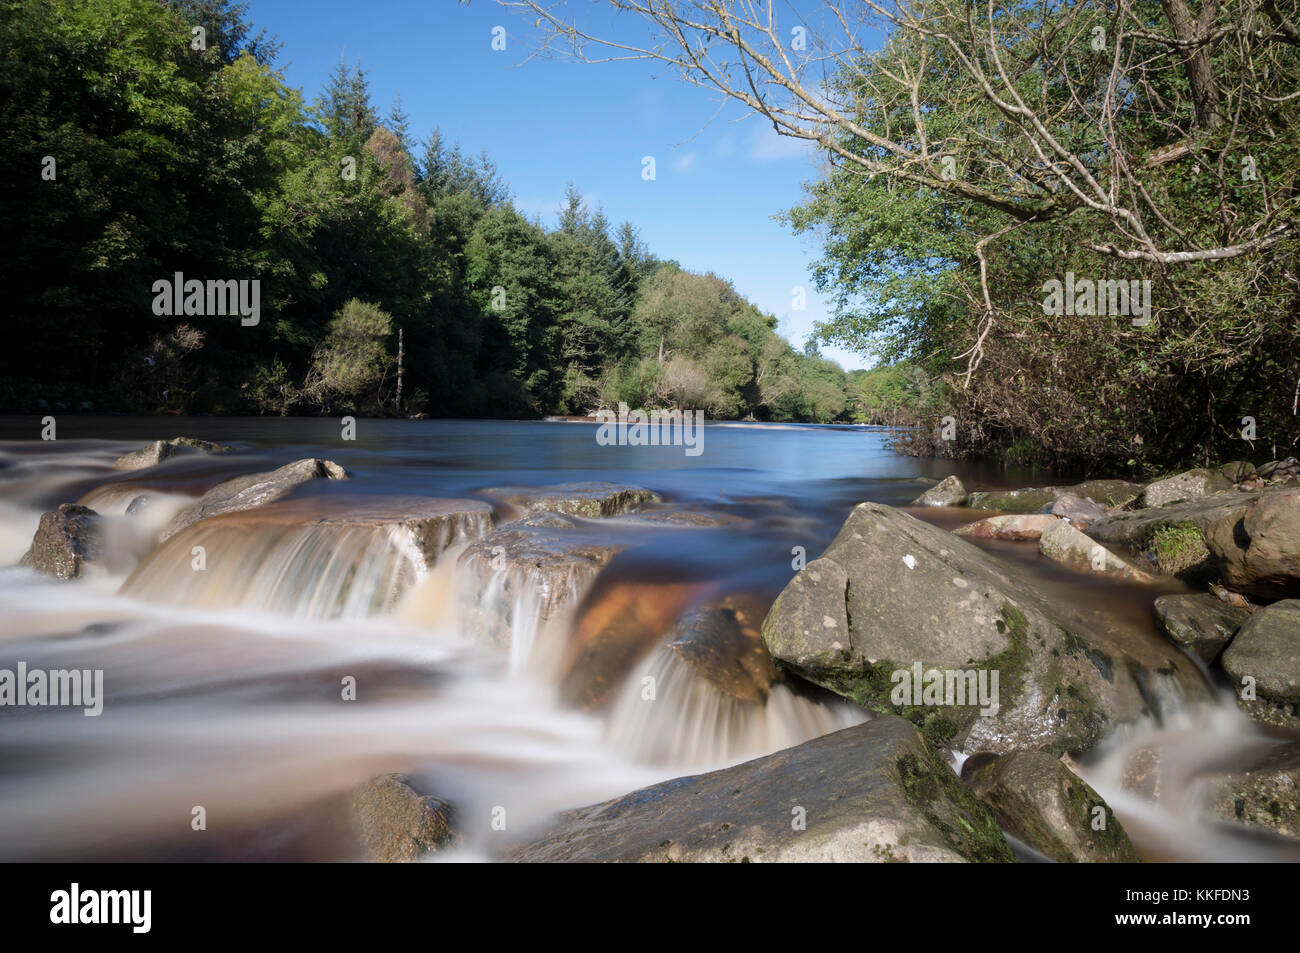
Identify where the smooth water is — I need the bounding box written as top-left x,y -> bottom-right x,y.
0,417 -> 1293,861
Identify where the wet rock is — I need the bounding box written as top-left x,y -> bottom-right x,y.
456,513 -> 628,654
351,774 -> 457,862
1121,747 -> 1165,801
911,475 -> 968,507
113,437 -> 233,470
1142,468 -> 1234,508
1201,743 -> 1300,842
962,750 -> 1139,862
1203,488 -> 1300,599
1038,519 -> 1156,582
1221,600 -> 1300,730
1256,457 -> 1300,482
1059,480 -> 1145,509
124,496 -> 492,615
953,514 -> 1060,541
966,487 -> 1058,514
1152,594 -> 1248,664
507,717 -> 1013,862
759,501 -> 1199,755
476,482 -> 660,520
666,594 -> 779,703
20,503 -> 103,579
160,458 -> 348,540
1218,461 -> 1256,484
125,495 -> 150,516
1046,493 -> 1109,528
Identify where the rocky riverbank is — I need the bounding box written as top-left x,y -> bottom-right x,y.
17,440 -> 1300,862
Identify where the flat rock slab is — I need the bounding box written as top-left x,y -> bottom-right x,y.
506,717 -> 1013,862
1142,468 -> 1234,507
475,482 -> 660,520
160,458 -> 348,541
966,487 -> 1058,514
962,750 -> 1139,862
1153,593 -> 1248,664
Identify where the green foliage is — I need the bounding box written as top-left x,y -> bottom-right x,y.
0,0 -> 850,423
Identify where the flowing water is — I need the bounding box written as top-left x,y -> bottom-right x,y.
0,416 -> 1294,861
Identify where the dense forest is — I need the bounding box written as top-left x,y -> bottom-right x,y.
0,0 -> 866,422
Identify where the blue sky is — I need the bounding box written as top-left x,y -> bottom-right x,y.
244,0 -> 870,370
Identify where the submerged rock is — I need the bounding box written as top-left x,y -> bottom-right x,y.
113,437 -> 233,470
507,717 -> 1013,862
160,458 -> 348,540
1221,600 -> 1300,730
666,594 -> 779,703
1203,488 -> 1300,599
476,482 -> 660,520
351,774 -> 457,862
1153,593 -> 1248,664
962,750 -> 1139,862
1038,519 -> 1156,582
20,503 -> 103,579
954,513 -> 1059,541
760,502 -> 1199,754
1142,468 -> 1234,508
911,475 -> 968,507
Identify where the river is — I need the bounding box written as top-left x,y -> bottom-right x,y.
0,417 -> 1293,861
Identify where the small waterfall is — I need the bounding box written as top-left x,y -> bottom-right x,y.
120,499 -> 491,619
602,643 -> 867,769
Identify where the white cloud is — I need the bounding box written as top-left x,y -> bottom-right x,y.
673,151 -> 698,172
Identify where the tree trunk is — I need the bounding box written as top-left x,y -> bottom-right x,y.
395,326 -> 404,415
1160,0 -> 1223,130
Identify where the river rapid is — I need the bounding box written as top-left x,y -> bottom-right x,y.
0,416 -> 1293,861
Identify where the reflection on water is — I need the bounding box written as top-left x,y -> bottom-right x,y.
0,417 -> 1293,860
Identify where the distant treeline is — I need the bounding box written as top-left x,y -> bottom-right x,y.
0,0 -> 857,421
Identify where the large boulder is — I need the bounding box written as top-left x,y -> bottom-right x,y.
20,503 -> 103,579
1152,593 -> 1248,664
1221,599 -> 1300,730
911,475 -> 968,507
113,436 -> 233,470
953,514 -> 1059,541
760,502 -> 1203,754
1202,489 -> 1300,599
475,482 -> 660,520
961,750 -> 1140,862
1142,468 -> 1234,508
351,774 -> 457,862
160,458 -> 348,541
507,717 -> 1013,862
1038,519 -> 1156,582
